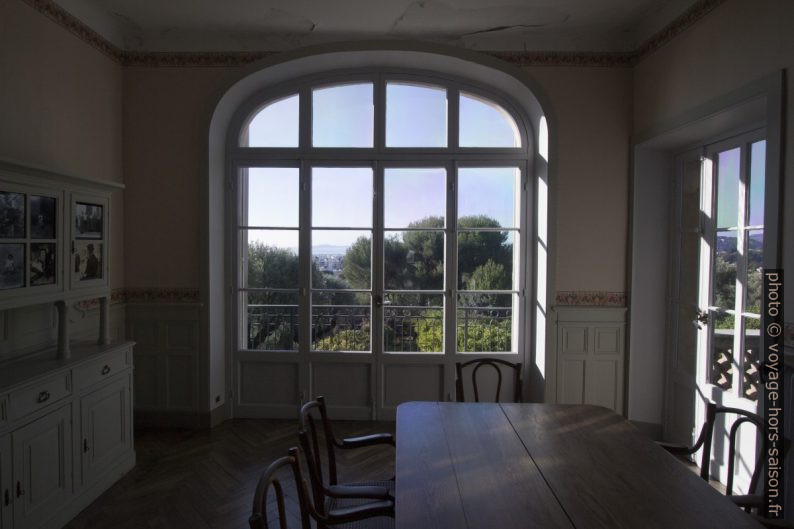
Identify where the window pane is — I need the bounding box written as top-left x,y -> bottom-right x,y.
743,317 -> 760,401
313,230 -> 370,290
716,148 -> 740,229
312,293 -> 370,351
748,140 -> 766,227
243,94 -> 299,147
312,167 -> 372,227
384,168 -> 446,229
384,293 -> 443,353
459,92 -> 520,148
458,231 -> 515,290
312,83 -> 373,147
385,231 -> 444,290
457,293 -> 514,353
713,231 -> 736,310
386,83 -> 447,147
458,167 -> 519,228
745,229 -> 763,313
711,322 -> 734,390
245,292 -> 298,351
245,167 -> 299,227
246,230 -> 299,289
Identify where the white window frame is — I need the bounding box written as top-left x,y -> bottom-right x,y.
227,68 -> 534,419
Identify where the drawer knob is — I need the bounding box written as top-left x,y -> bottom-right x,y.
101,365 -> 111,375
37,390 -> 50,403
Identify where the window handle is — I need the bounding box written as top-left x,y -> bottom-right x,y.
84,439 -> 90,453
16,481 -> 24,498
373,295 -> 383,308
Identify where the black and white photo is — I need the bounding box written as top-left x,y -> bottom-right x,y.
0,243 -> 24,289
30,243 -> 56,286
0,191 -> 25,239
30,195 -> 56,239
75,202 -> 103,239
74,240 -> 102,281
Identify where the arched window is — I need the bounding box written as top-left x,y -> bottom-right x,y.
228,69 -> 535,418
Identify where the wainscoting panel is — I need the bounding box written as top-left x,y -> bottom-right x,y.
126,303 -> 201,426
383,364 -> 444,409
554,307 -> 627,413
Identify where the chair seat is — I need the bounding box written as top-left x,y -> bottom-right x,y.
326,480 -> 395,529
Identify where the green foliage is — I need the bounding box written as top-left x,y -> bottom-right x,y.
413,312 -> 512,353
314,327 -> 370,351
258,322 -> 297,350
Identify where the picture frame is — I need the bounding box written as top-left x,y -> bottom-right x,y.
74,240 -> 102,281
30,242 -> 56,286
30,195 -> 56,239
0,243 -> 25,289
75,202 -> 103,239
0,191 -> 26,239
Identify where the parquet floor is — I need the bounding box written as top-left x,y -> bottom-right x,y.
64,419 -> 396,529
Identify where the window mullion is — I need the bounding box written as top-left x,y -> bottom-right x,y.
298,160 -> 312,379
733,143 -> 750,399
448,86 -> 460,150
444,160 -> 458,365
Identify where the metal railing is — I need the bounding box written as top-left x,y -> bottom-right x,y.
246,303 -> 512,352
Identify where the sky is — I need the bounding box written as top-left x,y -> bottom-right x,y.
244,82 -> 522,251
716,140 -> 766,229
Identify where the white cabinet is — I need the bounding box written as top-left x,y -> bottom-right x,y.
0,342 -> 135,529
11,406 -> 71,529
0,435 -> 10,529
79,375 -> 130,487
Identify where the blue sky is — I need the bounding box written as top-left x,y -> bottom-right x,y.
244,82 -> 522,251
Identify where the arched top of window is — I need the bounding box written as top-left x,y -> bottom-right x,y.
459,91 -> 521,148
241,93 -> 299,147
237,72 -> 527,152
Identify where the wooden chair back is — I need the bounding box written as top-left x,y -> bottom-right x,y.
249,448 -> 311,529
298,396 -> 339,511
455,358 -> 522,402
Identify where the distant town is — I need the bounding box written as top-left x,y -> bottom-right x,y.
313,253 -> 344,275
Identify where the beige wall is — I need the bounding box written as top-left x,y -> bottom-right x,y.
0,0 -> 125,289
122,67 -> 233,289
529,66 -> 631,293
122,63 -> 632,295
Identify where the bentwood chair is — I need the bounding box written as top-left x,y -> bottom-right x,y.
298,396 -> 395,526
455,358 -> 523,402
249,447 -> 393,529
660,401 -> 789,511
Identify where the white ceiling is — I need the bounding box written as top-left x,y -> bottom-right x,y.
52,0 -> 701,53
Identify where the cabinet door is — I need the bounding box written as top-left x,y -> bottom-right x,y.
80,376 -> 130,487
0,435 -> 10,529
12,405 -> 72,529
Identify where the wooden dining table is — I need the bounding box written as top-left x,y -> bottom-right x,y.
395,402 -> 764,529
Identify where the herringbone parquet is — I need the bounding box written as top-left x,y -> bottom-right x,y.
64,419 -> 396,529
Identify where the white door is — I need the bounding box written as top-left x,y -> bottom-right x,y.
666,130 -> 769,493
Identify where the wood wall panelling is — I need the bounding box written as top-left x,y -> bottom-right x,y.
554,307 -> 626,413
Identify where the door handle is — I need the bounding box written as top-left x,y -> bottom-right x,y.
694,309 -> 709,329
37,390 -> 50,403
84,439 -> 90,453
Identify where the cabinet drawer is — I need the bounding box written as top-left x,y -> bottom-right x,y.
74,348 -> 129,390
8,373 -> 71,421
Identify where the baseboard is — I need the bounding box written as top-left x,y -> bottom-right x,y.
210,401 -> 231,427
44,450 -> 136,529
135,409 -> 208,429
631,419 -> 662,441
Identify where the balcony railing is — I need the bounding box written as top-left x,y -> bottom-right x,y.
246,303 -> 512,352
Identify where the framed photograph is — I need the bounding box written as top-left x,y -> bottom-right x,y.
0,192 -> 25,239
0,243 -> 25,289
74,241 -> 102,281
30,196 -> 56,239
30,243 -> 56,286
75,202 -> 103,239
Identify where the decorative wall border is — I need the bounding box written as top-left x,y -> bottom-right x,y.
73,287 -> 200,309
21,0 -> 726,68
555,291 -> 626,307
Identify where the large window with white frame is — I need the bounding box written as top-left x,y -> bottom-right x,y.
232,71 -> 530,367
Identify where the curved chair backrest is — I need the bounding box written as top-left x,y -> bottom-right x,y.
298,396 -> 340,511
691,402 -> 765,495
249,449 -> 311,529
455,358 -> 522,403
